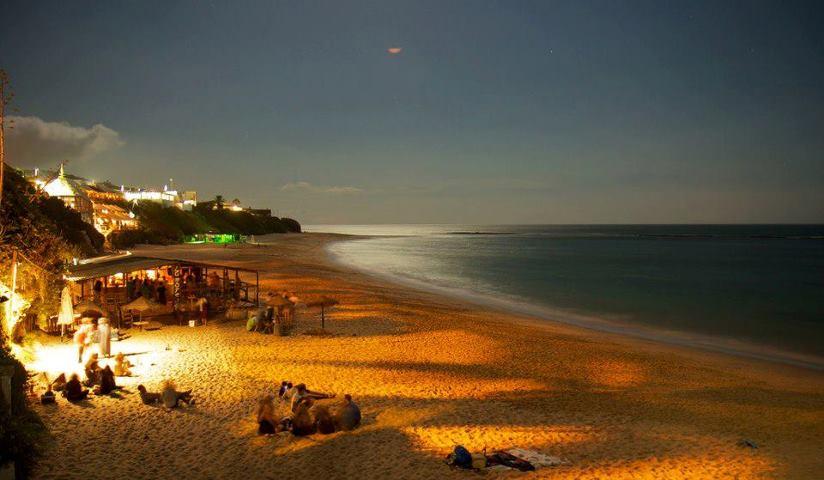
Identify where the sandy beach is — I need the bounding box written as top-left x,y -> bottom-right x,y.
28,233 -> 824,479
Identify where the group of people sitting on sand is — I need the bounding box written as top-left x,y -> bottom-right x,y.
48,352 -> 135,401
256,381 -> 361,436
45,349 -> 194,408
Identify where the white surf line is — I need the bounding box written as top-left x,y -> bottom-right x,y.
325,238 -> 824,372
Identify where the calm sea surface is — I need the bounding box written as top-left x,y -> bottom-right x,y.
305,225 -> 824,361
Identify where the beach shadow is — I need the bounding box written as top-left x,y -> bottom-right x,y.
671,386 -> 824,411
66,399 -> 96,408
290,358 -> 534,383
121,351 -> 152,358
263,418 -> 452,478
103,388 -> 133,400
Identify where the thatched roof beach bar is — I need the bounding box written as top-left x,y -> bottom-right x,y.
65,253 -> 260,314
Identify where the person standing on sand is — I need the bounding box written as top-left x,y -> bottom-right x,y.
208,271 -> 220,291
93,280 -> 103,303
74,320 -> 90,363
98,317 -> 111,357
156,281 -> 167,305
140,279 -> 152,299
195,297 -> 208,325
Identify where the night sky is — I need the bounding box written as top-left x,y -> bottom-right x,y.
2,1 -> 823,223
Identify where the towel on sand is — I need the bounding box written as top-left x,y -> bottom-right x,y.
506,448 -> 566,468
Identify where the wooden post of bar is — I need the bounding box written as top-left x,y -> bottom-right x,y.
223,268 -> 228,299
234,269 -> 239,300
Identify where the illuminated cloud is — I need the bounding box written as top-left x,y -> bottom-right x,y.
280,181 -> 364,195
387,47 -> 402,54
5,115 -> 124,167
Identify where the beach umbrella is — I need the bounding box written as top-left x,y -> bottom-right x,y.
122,295 -> 160,312
266,295 -> 293,308
122,296 -> 162,326
58,285 -> 75,340
306,296 -> 339,330
74,299 -> 105,317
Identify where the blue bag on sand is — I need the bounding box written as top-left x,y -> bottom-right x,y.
446,446 -> 473,469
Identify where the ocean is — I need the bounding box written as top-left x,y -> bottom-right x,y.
305,224 -> 824,367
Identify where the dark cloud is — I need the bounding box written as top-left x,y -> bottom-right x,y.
5,116 -> 124,167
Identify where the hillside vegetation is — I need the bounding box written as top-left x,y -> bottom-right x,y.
1,166 -> 90,476
110,201 -> 300,248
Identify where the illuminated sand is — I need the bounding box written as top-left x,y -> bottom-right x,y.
30,234 -> 824,479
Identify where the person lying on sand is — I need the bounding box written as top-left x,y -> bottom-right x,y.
64,374 -> 89,401
285,383 -> 335,412
114,352 -> 134,376
138,385 -> 162,405
256,394 -> 278,435
161,380 -> 194,409
333,394 -> 361,431
84,353 -> 102,387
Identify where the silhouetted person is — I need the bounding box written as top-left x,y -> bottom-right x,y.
278,381 -> 293,398
289,398 -> 317,436
156,282 -> 167,305
64,374 -> 89,401
95,365 -> 118,395
84,353 -> 101,386
334,394 -> 361,431
256,394 -> 278,434
311,402 -> 336,434
93,280 -> 103,303
138,385 -> 161,405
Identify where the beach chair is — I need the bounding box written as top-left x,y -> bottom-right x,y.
105,298 -> 125,329
121,309 -> 132,328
